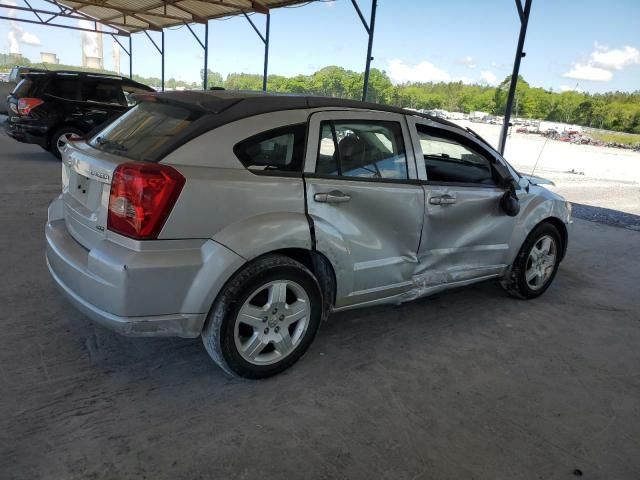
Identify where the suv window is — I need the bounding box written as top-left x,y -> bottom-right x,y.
316,120 -> 408,180
82,79 -> 126,105
90,101 -> 202,161
13,78 -> 34,97
122,83 -> 154,106
50,75 -> 79,100
234,124 -> 306,173
417,126 -> 495,185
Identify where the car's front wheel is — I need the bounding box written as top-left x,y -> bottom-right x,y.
202,255 -> 323,378
503,222 -> 562,299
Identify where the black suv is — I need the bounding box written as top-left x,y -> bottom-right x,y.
5,71 -> 154,158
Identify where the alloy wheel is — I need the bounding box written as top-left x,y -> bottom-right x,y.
525,234 -> 557,291
234,280 -> 310,365
56,132 -> 79,154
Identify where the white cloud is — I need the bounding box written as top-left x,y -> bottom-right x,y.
5,9 -> 41,54
7,29 -> 19,54
559,85 -> 584,93
79,20 -> 101,58
388,59 -> 451,84
590,44 -> 640,70
20,31 -> 40,46
454,76 -> 473,84
456,56 -> 476,69
1,0 -> 17,18
479,70 -> 498,85
563,63 -> 612,81
562,43 -> 639,82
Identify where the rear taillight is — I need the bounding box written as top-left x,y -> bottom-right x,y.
107,162 -> 185,240
17,97 -> 44,115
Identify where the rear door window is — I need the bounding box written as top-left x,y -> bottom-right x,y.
89,101 -> 202,161
50,75 -> 79,100
316,120 -> 408,180
82,79 -> 126,105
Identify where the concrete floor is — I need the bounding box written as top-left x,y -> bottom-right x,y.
1,131 -> 639,480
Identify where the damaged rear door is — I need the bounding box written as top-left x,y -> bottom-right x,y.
304,110 -> 424,308
408,118 -> 517,287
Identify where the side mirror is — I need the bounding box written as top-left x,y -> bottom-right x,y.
500,190 -> 520,216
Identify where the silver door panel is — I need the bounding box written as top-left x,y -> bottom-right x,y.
307,178 -> 423,307
417,186 -> 513,284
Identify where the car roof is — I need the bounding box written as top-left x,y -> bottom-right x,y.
147,90 -> 462,131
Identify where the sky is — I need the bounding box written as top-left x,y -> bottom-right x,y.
1,0 -> 639,94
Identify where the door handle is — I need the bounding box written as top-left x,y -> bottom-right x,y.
314,190 -> 351,204
429,194 -> 457,205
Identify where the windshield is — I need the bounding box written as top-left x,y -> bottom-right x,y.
89,101 -> 202,161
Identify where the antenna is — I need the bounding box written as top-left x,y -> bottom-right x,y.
528,135 -> 549,180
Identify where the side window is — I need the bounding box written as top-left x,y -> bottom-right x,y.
82,79 -> 127,105
417,126 -> 495,185
234,123 -> 306,173
316,120 -> 408,180
50,76 -> 79,100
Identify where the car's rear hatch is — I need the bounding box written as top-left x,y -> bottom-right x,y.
61,141 -> 123,250
60,99 -> 205,250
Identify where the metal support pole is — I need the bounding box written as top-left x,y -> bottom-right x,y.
262,13 -> 270,92
144,30 -> 164,91
498,0 -> 532,155
362,0 -> 377,102
203,22 -> 209,89
161,30 -> 165,91
129,35 -> 133,80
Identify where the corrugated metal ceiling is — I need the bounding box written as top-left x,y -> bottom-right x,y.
55,0 -> 314,34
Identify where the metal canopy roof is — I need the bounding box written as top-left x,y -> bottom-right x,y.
54,0 -> 311,34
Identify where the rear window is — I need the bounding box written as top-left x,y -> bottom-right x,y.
89,101 -> 202,161
13,78 -> 34,97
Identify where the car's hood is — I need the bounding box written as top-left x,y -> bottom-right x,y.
524,174 -> 555,186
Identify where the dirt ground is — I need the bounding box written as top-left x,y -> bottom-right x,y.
1,123 -> 639,480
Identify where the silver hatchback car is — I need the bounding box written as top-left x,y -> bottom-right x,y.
46,91 -> 571,378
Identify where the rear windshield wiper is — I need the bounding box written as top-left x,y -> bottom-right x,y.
95,136 -> 128,152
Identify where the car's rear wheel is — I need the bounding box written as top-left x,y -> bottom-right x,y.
202,255 -> 322,378
49,127 -> 83,159
503,222 -> 562,299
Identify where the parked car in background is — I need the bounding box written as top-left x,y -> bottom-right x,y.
5,70 -> 154,158
45,91 -> 571,378
0,66 -> 46,114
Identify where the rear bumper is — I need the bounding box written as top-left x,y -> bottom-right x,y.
45,196 -> 245,338
5,116 -> 50,147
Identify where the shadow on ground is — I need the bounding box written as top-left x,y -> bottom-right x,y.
572,202 -> 640,230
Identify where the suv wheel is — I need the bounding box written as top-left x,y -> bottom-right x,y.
50,127 -> 83,159
503,222 -> 562,299
202,255 -> 323,378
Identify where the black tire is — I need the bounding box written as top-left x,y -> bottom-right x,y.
49,126 -> 84,159
503,222 -> 562,299
202,254 -> 323,379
